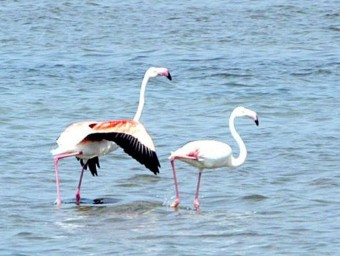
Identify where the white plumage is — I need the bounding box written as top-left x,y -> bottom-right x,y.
169,106 -> 259,210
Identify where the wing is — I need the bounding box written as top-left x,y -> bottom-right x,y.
85,120 -> 160,175
53,121 -> 98,155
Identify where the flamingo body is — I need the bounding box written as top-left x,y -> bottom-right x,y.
51,121 -> 118,159
52,119 -> 160,174
170,140 -> 233,170
169,106 -> 259,210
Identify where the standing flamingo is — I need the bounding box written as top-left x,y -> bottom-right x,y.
52,67 -> 171,206
169,106 -> 259,210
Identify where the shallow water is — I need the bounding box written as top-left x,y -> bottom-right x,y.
1,0 -> 339,255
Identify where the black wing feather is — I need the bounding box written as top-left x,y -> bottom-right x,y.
85,132 -> 160,175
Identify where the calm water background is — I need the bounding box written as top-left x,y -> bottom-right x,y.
0,0 -> 339,255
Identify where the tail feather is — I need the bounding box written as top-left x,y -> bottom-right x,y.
77,157 -> 101,176
168,152 -> 175,160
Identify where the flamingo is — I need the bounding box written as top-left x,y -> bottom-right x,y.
169,106 -> 259,210
52,67 -> 172,206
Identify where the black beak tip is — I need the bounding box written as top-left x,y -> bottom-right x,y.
167,73 -> 172,81
255,119 -> 259,126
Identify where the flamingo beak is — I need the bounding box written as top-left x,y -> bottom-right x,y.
166,72 -> 172,81
255,117 -> 259,126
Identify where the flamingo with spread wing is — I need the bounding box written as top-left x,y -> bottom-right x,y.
52,67 -> 171,206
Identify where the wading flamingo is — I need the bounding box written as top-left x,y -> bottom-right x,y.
52,67 -> 171,206
169,106 -> 259,210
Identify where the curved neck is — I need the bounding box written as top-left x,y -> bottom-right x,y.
229,113 -> 247,167
133,74 -> 150,121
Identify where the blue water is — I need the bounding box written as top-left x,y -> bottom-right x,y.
1,0 -> 339,255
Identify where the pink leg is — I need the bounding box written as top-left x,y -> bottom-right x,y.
194,171 -> 203,210
75,162 -> 87,204
54,157 -> 62,207
170,152 -> 199,209
170,159 -> 181,208
53,152 -> 81,207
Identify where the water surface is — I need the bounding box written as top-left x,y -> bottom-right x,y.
0,0 -> 339,255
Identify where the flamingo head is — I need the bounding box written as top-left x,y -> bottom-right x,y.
146,67 -> 172,80
233,106 -> 259,126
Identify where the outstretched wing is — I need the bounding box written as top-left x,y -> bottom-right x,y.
84,120 -> 160,175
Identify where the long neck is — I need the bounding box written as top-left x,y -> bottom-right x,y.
229,114 -> 247,167
133,74 -> 150,121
